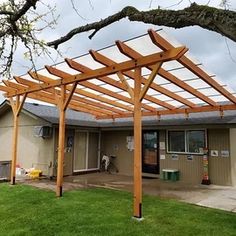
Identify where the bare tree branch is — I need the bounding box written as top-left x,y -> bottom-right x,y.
10,0 -> 38,22
0,0 -> 57,77
47,3 -> 236,49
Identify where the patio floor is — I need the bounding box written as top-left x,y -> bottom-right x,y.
20,172 -> 236,213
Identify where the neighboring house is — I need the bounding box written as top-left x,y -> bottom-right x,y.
0,100 -> 236,186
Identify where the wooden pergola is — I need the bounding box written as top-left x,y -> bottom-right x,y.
1,29 -> 236,219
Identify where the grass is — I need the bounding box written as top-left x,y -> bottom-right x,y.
0,184 -> 235,236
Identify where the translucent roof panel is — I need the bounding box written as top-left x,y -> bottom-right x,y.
125,33 -> 162,56
73,54 -> 104,70
2,28 -> 236,120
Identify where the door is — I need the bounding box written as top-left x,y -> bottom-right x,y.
142,131 -> 159,174
73,131 -> 99,172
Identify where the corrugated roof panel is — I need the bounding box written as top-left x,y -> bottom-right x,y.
209,95 -> 229,103
102,84 -> 123,93
169,67 -> 199,81
98,45 -> 130,63
74,54 -> 104,70
167,100 -> 185,107
125,33 -> 162,56
175,91 -> 195,99
162,60 -> 183,71
185,79 -> 211,89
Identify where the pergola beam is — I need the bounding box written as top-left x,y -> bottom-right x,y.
117,72 -> 134,100
139,62 -> 162,102
97,103 -> 236,119
5,46 -> 187,97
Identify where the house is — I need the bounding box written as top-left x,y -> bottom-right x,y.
0,100 -> 236,186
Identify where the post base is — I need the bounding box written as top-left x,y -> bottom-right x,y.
10,176 -> 16,185
56,186 -> 63,197
132,216 -> 144,222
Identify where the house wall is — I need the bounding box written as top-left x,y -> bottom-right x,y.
0,109 -> 54,175
159,130 -> 203,184
101,127 -> 232,186
53,129 -> 100,176
101,130 -> 133,176
230,128 -> 236,186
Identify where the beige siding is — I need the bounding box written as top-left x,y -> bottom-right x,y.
159,130 -> 203,184
208,129 -> 231,186
0,110 -> 54,175
230,128 -> 236,186
101,130 -> 133,176
101,128 -> 233,186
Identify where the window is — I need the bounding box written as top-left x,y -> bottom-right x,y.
167,130 -> 206,154
168,131 -> 185,152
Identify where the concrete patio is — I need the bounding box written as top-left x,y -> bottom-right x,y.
20,172 -> 236,213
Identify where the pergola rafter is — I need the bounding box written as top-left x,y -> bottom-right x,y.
28,72 -> 133,113
65,58 -> 177,110
15,76 -> 126,115
1,29 -> 236,219
148,29 -> 236,104
89,49 -> 197,108
3,79 -> 108,117
115,40 -> 218,107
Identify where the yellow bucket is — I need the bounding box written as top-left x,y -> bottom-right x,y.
29,169 -> 42,179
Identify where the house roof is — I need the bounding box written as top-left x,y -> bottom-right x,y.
1,100 -> 236,128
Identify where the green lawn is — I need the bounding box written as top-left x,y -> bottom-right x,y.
0,184 -> 235,236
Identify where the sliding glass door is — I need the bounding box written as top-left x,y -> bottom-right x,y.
74,131 -> 99,172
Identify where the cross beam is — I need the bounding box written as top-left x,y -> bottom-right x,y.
5,46 -> 187,97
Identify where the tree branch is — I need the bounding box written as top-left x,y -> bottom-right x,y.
47,3 -> 236,49
11,0 -> 39,22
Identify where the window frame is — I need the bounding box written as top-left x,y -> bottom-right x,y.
166,129 -> 207,155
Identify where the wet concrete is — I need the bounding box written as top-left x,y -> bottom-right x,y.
20,173 -> 236,213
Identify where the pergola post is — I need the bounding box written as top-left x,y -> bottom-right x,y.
56,83 -> 77,197
56,107 -> 65,196
9,95 -> 26,185
56,85 -> 66,197
133,67 -> 142,218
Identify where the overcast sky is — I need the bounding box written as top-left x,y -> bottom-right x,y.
0,0 -> 235,103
